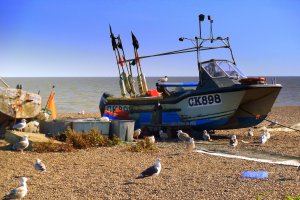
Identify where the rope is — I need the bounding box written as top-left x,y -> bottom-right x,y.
238,107 -> 300,132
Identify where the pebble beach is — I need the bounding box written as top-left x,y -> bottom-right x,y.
0,106 -> 299,199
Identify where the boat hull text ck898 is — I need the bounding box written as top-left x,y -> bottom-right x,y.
99,14 -> 281,132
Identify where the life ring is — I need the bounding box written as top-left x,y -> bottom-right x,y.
239,77 -> 266,85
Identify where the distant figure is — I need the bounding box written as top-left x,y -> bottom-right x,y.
35,159 -> 46,172
12,136 -> 29,153
78,110 -> 85,115
136,158 -> 161,179
177,130 -> 191,142
247,128 -> 254,137
159,130 -> 168,141
145,136 -> 155,144
229,135 -> 238,147
3,177 -> 28,200
133,129 -> 142,139
158,76 -> 168,82
12,119 -> 27,132
202,130 -> 212,141
99,116 -> 110,122
260,133 -> 268,144
186,137 -> 195,152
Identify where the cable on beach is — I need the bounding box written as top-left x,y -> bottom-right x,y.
238,107 -> 300,133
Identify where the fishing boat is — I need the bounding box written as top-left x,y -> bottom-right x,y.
0,79 -> 42,133
99,14 -> 282,132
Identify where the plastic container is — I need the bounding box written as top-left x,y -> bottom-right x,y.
110,120 -> 135,141
241,171 -> 268,179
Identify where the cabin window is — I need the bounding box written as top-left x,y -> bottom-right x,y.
203,62 -> 226,78
217,61 -> 246,78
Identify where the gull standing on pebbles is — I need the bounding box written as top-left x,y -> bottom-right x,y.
12,136 -> 29,153
12,119 -> 27,132
136,158 -> 161,179
229,135 -> 238,147
4,177 -> 28,200
159,130 -> 168,141
202,130 -> 212,141
247,128 -> 254,137
158,76 -> 168,82
35,159 -> 46,172
260,132 -> 268,144
177,130 -> 191,142
133,129 -> 141,139
186,137 -> 195,152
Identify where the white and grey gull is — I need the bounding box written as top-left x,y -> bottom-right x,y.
12,135 -> 29,153
177,130 -> 191,142
3,177 -> 28,200
158,76 -> 168,82
136,158 -> 161,179
12,119 -> 27,132
229,134 -> 238,147
35,159 -> 46,172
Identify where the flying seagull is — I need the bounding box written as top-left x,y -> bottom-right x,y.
12,136 -> 29,153
133,129 -> 142,139
136,158 -> 161,179
3,177 -> 28,200
229,134 -> 238,147
202,130 -> 212,141
35,159 -> 46,172
177,130 -> 191,142
12,119 -> 27,132
158,76 -> 168,82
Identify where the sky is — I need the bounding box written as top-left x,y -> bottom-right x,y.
0,0 -> 299,77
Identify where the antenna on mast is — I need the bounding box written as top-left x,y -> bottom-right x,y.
208,15 -> 214,43
198,14 -> 205,39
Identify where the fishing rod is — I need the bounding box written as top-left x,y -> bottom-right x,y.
109,25 -> 126,97
131,31 -> 147,95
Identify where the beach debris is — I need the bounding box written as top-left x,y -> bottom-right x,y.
145,136 -> 155,144
3,177 -> 28,200
78,110 -> 85,115
177,130 -> 191,142
36,111 -> 50,121
12,136 -> 29,153
186,137 -> 195,152
229,134 -> 238,147
241,171 -> 268,179
133,129 -> 141,139
99,117 -> 110,122
202,130 -> 212,141
136,158 -> 161,179
159,130 -> 168,140
158,76 -> 168,82
247,128 -> 254,137
35,159 -> 46,172
12,119 -> 27,132
267,119 -> 278,128
260,132 -> 268,144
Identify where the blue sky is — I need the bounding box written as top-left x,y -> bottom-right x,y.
0,0 -> 299,77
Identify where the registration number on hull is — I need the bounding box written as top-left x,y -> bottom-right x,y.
188,94 -> 222,107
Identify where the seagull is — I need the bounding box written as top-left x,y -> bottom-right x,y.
99,116 -> 110,122
159,130 -> 168,141
158,76 -> 168,82
35,159 -> 46,172
133,129 -> 141,139
229,135 -> 238,147
136,158 -> 161,179
32,120 -> 39,127
12,119 -> 27,132
12,136 -> 29,153
145,136 -> 155,144
247,128 -> 254,137
260,133 -> 268,144
3,177 -> 28,200
78,110 -> 85,115
202,130 -> 212,141
268,120 -> 278,128
177,130 -> 191,142
186,137 -> 195,152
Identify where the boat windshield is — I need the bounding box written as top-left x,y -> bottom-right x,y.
202,60 -> 246,78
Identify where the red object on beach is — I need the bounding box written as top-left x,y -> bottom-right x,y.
147,89 -> 161,97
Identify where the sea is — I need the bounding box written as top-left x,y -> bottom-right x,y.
1,77 -> 300,113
